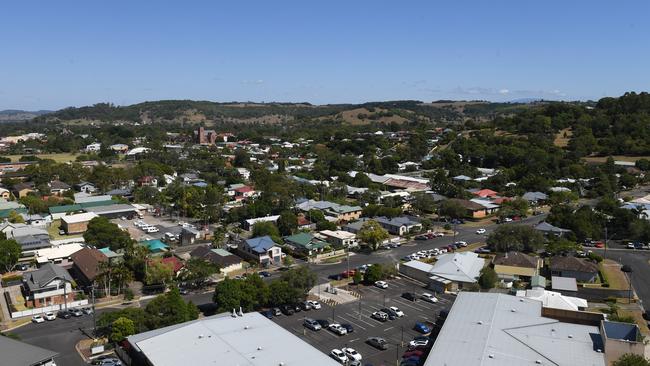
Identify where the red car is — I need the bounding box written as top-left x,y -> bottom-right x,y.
403,350 -> 424,358
594,241 -> 604,248
341,270 -> 357,278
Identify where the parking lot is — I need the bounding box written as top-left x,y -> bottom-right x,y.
111,216 -> 184,242
272,276 -> 454,366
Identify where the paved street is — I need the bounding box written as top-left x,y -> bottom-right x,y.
595,247 -> 650,309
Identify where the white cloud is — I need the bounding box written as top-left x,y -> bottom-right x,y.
499,89 -> 510,95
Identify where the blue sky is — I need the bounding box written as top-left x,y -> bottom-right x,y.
1,1 -> 649,110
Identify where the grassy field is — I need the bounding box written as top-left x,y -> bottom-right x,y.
47,219 -> 83,241
600,260 -> 630,290
4,153 -> 78,163
554,127 -> 573,147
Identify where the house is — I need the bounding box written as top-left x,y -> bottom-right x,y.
236,167 -> 250,180
33,243 -> 85,266
159,256 -> 184,275
233,185 -> 256,200
22,263 -> 74,308
534,221 -> 571,237
550,256 -> 599,283
85,142 -> 101,152
48,180 -> 71,196
472,189 -> 499,198
400,252 -> 486,292
492,251 -> 541,281
137,175 -> 158,187
243,215 -> 280,231
425,292 -> 607,366
60,212 -> 99,234
522,191 -> 549,204
10,225 -> 51,251
109,143 -> 129,154
0,187 -> 10,199
190,246 -> 243,275
373,216 -> 422,236
180,227 -> 201,245
283,233 -> 328,256
239,236 -> 283,266
12,182 -> 35,198
125,312 -> 340,366
515,275 -> 588,311
296,200 -> 362,222
296,214 -> 315,230
140,239 -> 169,253
318,230 -> 359,248
74,181 -> 96,194
445,198 -> 492,219
70,247 -> 108,287
0,334 -> 58,366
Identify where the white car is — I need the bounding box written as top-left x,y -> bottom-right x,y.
371,311 -> 389,322
32,315 -> 45,323
145,226 -> 159,233
307,300 -> 322,309
328,323 -> 348,335
476,228 -> 487,234
375,280 -> 388,289
389,306 -> 404,317
503,217 -> 513,222
421,292 -> 439,303
409,338 -> 430,348
342,347 -> 362,361
44,312 -> 56,321
330,349 -> 348,364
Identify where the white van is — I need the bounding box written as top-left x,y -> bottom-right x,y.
145,226 -> 159,233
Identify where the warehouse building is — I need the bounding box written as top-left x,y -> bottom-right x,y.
60,212 -> 99,234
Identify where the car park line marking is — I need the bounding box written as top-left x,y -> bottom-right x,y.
344,313 -> 377,327
323,330 -> 340,338
383,326 -> 394,332
336,315 -> 367,331
392,298 -> 427,312
348,337 -> 360,343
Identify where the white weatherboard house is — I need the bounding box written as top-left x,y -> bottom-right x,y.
399,251 -> 485,292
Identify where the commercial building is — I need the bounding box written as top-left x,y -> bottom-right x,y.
426,292 -> 607,366
318,229 -> 359,248
60,212 -> 99,234
125,311 -> 339,366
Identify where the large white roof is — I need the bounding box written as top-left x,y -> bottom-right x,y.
431,252 -> 485,283
61,212 -> 99,224
129,312 -> 339,366
427,292 -> 605,366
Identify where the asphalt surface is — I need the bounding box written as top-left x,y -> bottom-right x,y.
271,276 -> 453,366
595,246 -> 650,310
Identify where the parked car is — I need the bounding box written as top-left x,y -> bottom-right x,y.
178,288 -> 189,295
381,308 -> 397,320
432,232 -> 445,237
13,263 -> 29,271
341,323 -> 354,333
389,306 -> 405,317
342,347 -> 362,362
57,310 -> 72,319
260,309 -> 274,319
292,304 -> 302,313
367,337 -> 388,350
303,318 -> 322,331
414,322 -> 431,334
258,271 -> 271,277
402,292 -> 417,302
454,241 -> 467,247
375,280 -> 388,289
476,228 -> 486,234
32,314 -> 45,323
341,270 -> 357,278
91,358 -> 122,366
307,300 -> 322,309
330,349 -> 348,364
408,336 -> 430,348
474,246 -> 491,254
371,311 -> 389,322
82,307 -> 94,315
44,312 -> 56,321
70,308 -> 83,317
403,350 -> 425,358
329,323 -> 348,335
300,301 -> 312,311
415,235 -> 428,241
316,319 -> 330,328
272,307 -> 281,316
280,305 -> 294,315
421,293 -> 438,303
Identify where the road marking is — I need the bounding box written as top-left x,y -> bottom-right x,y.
344,313 -> 376,327
384,326 -> 394,332
336,315 -> 367,331
393,298 -> 427,312
349,337 -> 360,343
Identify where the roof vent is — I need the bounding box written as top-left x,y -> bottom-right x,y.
488,354 -> 495,359
510,308 -> 516,312
478,321 -> 483,325
257,346 -> 263,350
238,307 -> 244,316
568,334 -> 573,339
198,334 -> 204,339
244,325 -> 250,330
596,349 -> 602,353
535,360 -> 542,364
231,309 -> 237,318
519,298 -> 524,302
279,363 -> 285,366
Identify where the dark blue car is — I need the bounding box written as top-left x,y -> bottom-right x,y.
414,322 -> 431,334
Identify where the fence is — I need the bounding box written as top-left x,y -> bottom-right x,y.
11,299 -> 89,318
314,249 -> 346,261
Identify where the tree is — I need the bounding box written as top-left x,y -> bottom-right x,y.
277,211 -> 298,236
613,354 -> 650,366
282,255 -> 294,268
0,237 -> 21,273
486,225 -> 544,253
144,288 -> 199,329
357,220 -> 389,250
7,211 -> 24,224
145,259 -> 173,286
178,258 -> 218,287
110,317 -> 135,343
411,192 -> 436,214
353,271 -> 363,285
478,267 -> 498,289
363,264 -> 384,283
83,217 -> 133,251
213,278 -> 244,312
251,221 -> 281,242
268,280 -> 300,306
439,200 -> 467,219
280,266 -> 316,294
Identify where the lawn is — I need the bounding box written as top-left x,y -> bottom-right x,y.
47,219 -> 83,241
600,260 -> 630,290
5,153 -> 79,163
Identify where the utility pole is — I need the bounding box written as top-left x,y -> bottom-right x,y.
91,285 -> 97,337
604,226 -> 608,260
358,300 -> 361,320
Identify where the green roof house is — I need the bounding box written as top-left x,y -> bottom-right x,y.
283,232 -> 328,256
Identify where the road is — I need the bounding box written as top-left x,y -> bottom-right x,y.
9,290 -> 215,366
595,247 -> 650,310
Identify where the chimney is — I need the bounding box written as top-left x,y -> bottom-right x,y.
238,307 -> 244,317
231,309 -> 237,318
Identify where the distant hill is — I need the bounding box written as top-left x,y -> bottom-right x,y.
34,100 -> 537,126
0,109 -> 52,122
